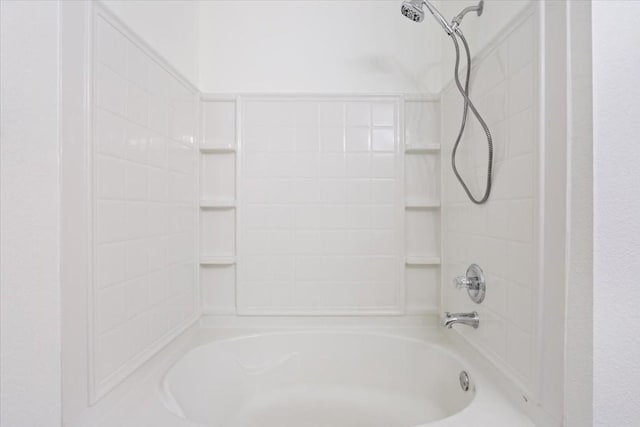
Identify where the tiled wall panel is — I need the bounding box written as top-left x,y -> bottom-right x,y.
441,11 -> 539,391
237,98 -> 404,314
91,13 -> 198,398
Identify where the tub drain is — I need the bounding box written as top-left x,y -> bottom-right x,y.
459,371 -> 470,392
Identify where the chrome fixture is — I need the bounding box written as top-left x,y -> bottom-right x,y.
451,1 -> 484,31
401,0 -> 453,34
441,311 -> 480,329
454,263 -> 486,304
400,0 -> 494,204
459,371 -> 471,392
400,0 -> 424,23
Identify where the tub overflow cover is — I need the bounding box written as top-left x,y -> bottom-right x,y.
459,371 -> 470,392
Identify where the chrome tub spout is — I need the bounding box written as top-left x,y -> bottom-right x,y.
441,311 -> 480,329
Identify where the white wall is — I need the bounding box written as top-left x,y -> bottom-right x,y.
60,1 -> 92,422
236,98 -> 404,314
198,1 -> 441,94
440,5 -> 540,402
564,1 -> 593,425
90,7 -> 200,400
593,1 -> 640,425
439,0 -> 533,88
100,0 -> 532,95
100,0 -> 199,85
0,1 -> 62,426
200,96 -> 441,317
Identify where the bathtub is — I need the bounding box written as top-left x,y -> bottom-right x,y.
148,330 -> 534,427
82,326 -> 536,426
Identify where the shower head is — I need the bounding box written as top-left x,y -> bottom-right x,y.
400,0 -> 424,23
400,0 -> 453,35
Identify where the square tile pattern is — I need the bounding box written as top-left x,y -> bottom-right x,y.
93,16 -> 198,391
91,7 -> 539,406
238,99 -> 403,313
441,13 -> 538,389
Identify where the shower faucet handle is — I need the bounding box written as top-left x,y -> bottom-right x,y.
453,264 -> 486,304
454,276 -> 476,290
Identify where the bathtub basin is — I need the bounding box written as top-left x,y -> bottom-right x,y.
160,332 -> 475,427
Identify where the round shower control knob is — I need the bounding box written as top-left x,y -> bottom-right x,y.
454,276 -> 474,290
453,264 -> 486,304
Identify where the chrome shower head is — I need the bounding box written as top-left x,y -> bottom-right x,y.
400,0 -> 453,35
400,0 -> 424,22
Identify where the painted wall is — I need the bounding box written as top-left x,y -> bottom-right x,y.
100,0 -> 199,85
101,1 -> 439,95
0,1 -> 62,425
197,1 -> 441,94
593,1 -> 640,425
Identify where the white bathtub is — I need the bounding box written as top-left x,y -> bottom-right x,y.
83,326 -> 535,426
156,331 -> 534,427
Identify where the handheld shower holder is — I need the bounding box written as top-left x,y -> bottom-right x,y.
451,0 -> 484,30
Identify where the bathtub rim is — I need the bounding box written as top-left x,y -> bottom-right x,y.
158,329 -> 482,427
68,321 -> 535,427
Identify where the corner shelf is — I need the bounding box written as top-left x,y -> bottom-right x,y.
200,256 -> 236,266
199,144 -> 236,153
200,199 -> 236,209
404,144 -> 440,153
405,199 -> 440,209
405,256 -> 441,266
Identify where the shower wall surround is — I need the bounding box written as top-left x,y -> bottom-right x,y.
86,0 -> 541,414
200,97 -> 442,315
78,2 -> 445,408
239,98 -> 403,314
91,11 -> 198,399
441,10 -> 539,395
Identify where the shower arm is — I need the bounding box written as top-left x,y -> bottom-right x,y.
418,1 -> 485,35
451,1 -> 484,31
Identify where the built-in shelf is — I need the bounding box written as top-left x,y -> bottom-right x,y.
199,144 -> 236,153
405,199 -> 440,209
405,256 -> 441,266
200,256 -> 236,266
200,199 -> 236,209
404,144 -> 440,153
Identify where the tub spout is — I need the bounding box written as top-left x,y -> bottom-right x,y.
441,311 -> 479,329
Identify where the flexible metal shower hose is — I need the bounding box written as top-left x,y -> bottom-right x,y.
449,28 -> 493,204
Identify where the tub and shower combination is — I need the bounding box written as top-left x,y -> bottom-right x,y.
149,3 -> 528,425
85,0 -> 533,427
